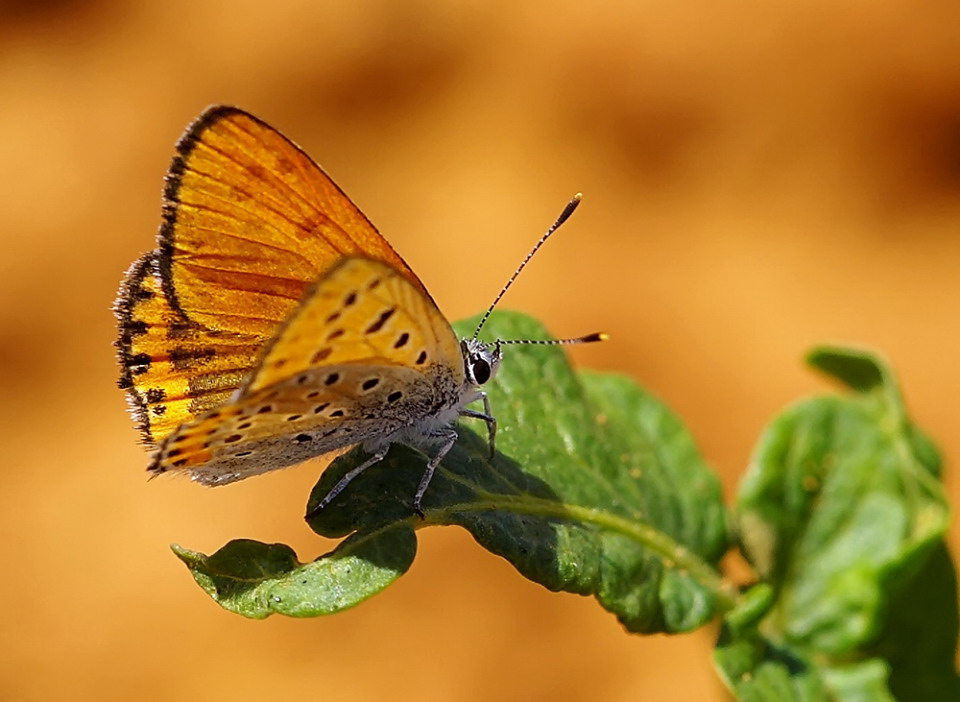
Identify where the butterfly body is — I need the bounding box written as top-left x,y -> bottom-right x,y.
146,255 -> 493,495
116,105 -> 597,516
151,360 -> 447,486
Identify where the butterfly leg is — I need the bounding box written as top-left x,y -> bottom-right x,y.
460,392 -> 497,458
413,428 -> 458,518
305,444 -> 390,519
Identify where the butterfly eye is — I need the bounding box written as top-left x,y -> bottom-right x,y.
471,358 -> 491,385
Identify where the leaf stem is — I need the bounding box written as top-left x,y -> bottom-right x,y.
422,495 -> 740,612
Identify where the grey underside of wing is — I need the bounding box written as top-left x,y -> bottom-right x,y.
187,362 -> 460,485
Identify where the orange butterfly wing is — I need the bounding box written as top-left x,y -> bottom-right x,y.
115,253 -> 262,445
242,257 -> 464,395
116,106 -> 434,446
158,105 -> 431,337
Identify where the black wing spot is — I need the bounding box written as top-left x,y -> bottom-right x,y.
365,307 -> 396,334
286,414 -> 303,422
313,403 -> 330,414
236,451 -> 253,458
225,434 -> 243,443
362,378 -> 380,391
312,348 -> 332,363
170,347 -> 216,370
416,350 -> 428,365
166,448 -> 182,458
272,359 -> 287,369
152,405 -> 167,416
237,421 -> 252,430
297,374 -> 309,384
394,332 -> 410,349
125,320 -> 148,337
327,329 -> 345,341
325,372 -> 340,386
167,319 -> 193,338
330,409 -> 345,418
368,278 -> 381,290
295,434 -> 312,443
387,391 -> 403,403
146,388 -> 166,404
326,310 -> 341,323
129,352 -> 152,373
172,459 -> 188,468
257,405 -> 274,414
344,291 -> 358,306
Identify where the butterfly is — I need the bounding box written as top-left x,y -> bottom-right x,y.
115,105 -> 604,516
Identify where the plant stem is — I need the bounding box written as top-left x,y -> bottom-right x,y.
423,495 -> 740,612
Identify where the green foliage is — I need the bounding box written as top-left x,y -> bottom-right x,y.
171,529 -> 416,618
176,312 -> 729,632
172,315 -> 959,700
719,347 -> 957,701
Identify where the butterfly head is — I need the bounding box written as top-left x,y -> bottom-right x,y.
461,193 -> 607,391
460,338 -> 503,387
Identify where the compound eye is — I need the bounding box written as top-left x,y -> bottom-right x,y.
471,358 -> 491,385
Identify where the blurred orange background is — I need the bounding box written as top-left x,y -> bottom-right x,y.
2,1 -> 958,699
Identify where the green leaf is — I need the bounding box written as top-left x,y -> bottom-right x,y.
178,311 -> 731,630
866,542 -> 960,700
730,345 -> 956,700
806,346 -> 887,394
714,626 -> 828,701
820,661 -> 897,702
715,625 -> 903,702
172,527 -> 416,618
715,626 -> 904,702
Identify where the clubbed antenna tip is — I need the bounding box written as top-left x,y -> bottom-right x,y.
497,331 -> 608,346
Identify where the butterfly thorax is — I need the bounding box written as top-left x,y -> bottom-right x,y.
384,340 -> 500,454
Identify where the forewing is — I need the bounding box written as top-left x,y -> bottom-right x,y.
114,253 -> 262,445
158,105 -> 431,337
240,257 -> 465,395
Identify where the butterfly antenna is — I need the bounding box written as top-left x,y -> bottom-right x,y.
473,193 -> 583,339
497,332 -> 608,347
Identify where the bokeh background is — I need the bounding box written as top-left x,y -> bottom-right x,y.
2,1 -> 959,699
